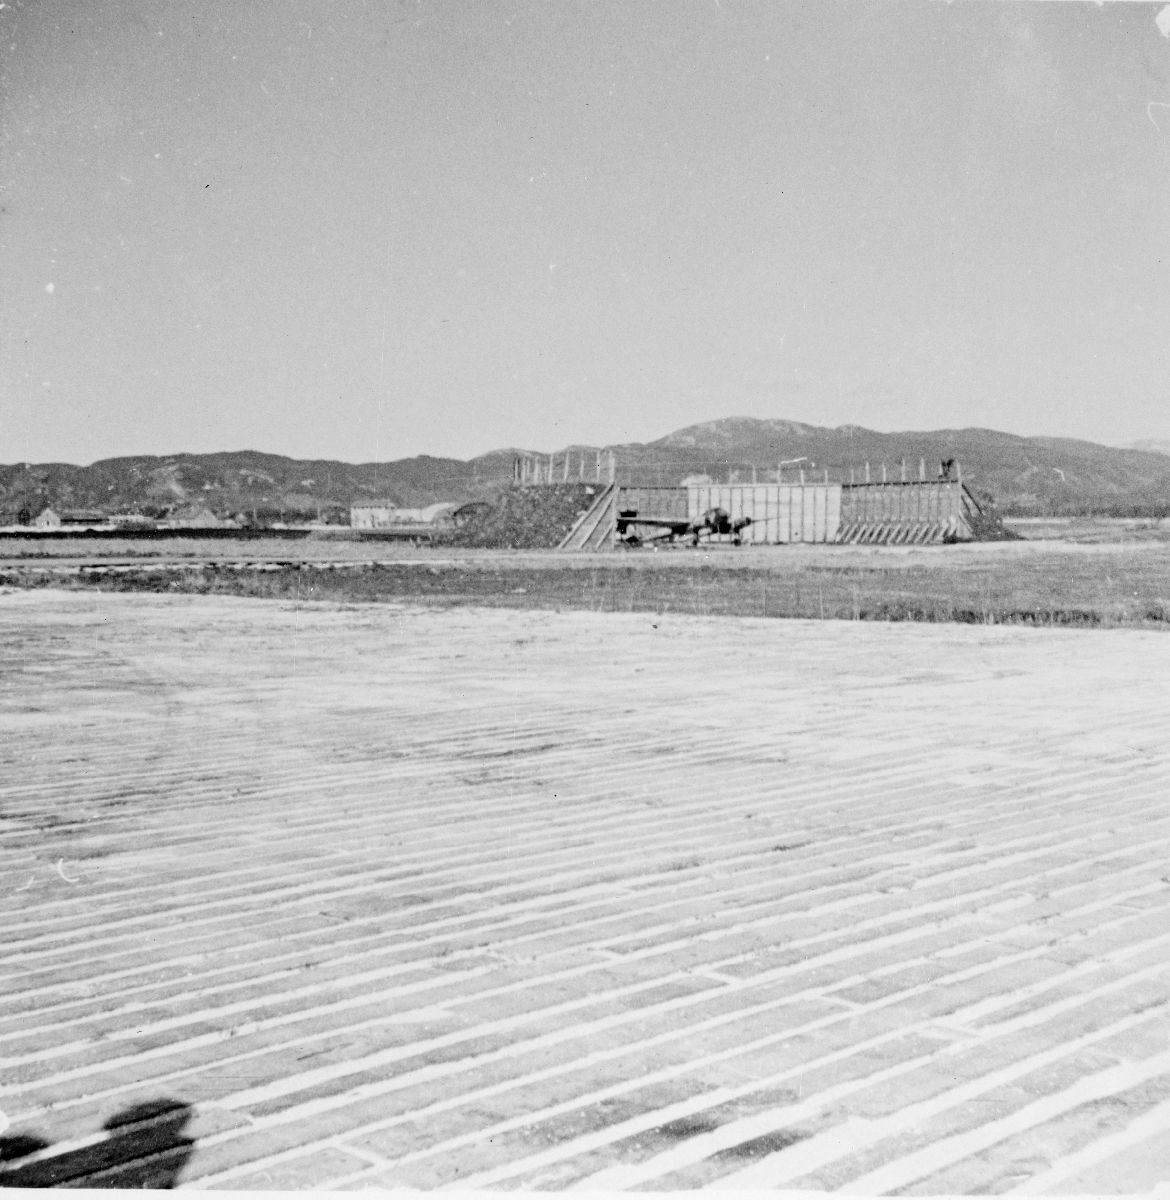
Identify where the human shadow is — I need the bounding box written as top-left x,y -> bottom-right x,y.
0,1098 -> 194,1188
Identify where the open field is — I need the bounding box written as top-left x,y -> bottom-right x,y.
3,516 -> 1170,560
4,531 -> 1170,628
2,590 -> 1170,1191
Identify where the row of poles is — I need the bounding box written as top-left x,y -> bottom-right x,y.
514,451 -> 617,485
848,458 -> 961,485
515,454 -> 961,487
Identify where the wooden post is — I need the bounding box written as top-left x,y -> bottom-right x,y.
563,454 -> 569,483
850,466 -> 855,485
752,464 -> 757,484
901,458 -> 906,483
824,467 -> 828,484
799,467 -> 805,485
881,462 -> 887,484
865,462 -> 871,483
919,457 -> 926,481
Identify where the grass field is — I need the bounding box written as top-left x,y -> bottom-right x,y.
5,545 -> 1170,628
3,521 -> 1170,628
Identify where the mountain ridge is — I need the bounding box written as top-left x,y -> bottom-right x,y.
4,418 -> 1170,520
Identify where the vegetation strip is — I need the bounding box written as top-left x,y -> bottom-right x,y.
5,547 -> 1170,627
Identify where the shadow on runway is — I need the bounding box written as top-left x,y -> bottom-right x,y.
0,1098 -> 194,1188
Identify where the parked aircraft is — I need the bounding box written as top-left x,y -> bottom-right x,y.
617,507 -> 760,547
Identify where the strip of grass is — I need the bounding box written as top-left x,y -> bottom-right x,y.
6,554 -> 1170,629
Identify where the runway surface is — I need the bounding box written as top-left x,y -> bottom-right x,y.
2,590 -> 1168,1192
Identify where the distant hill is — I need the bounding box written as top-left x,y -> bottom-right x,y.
613,419 -> 1170,516
0,449 -> 520,525
4,420 -> 1170,520
1128,439 -> 1170,458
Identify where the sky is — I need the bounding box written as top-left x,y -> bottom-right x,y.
2,0 -> 1170,466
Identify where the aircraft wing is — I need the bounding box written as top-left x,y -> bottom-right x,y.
616,516 -> 694,534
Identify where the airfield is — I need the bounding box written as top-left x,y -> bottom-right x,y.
3,575 -> 1170,1191
4,517 -> 1170,628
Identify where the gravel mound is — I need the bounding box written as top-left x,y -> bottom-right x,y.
444,484 -> 600,549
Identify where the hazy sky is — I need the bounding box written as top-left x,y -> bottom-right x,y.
3,1 -> 1170,465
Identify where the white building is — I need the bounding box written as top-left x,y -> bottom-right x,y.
350,502 -> 399,529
